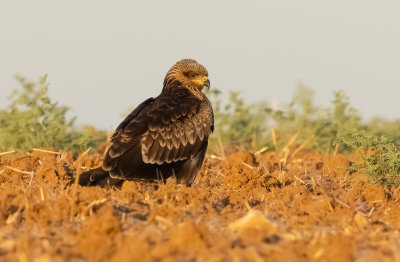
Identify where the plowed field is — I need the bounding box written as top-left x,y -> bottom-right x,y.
0,149 -> 399,262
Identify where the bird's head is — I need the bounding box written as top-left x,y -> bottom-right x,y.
163,59 -> 210,100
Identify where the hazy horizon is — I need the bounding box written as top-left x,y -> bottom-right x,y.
1,1 -> 399,129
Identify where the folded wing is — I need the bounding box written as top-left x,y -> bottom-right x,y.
141,101 -> 213,164
102,92 -> 213,180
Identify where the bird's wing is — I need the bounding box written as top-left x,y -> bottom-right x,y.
103,93 -> 213,172
140,97 -> 213,164
102,98 -> 154,171
111,97 -> 155,142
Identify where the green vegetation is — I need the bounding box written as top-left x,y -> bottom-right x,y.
340,129 -> 400,186
0,75 -> 106,155
208,83 -> 362,153
271,85 -> 361,152
207,89 -> 271,152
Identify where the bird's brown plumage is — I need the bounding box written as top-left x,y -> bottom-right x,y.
78,59 -> 214,187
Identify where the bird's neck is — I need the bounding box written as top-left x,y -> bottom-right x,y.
163,78 -> 182,90
162,82 -> 204,101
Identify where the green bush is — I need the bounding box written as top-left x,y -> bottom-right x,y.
207,84 -> 362,154
340,129 -> 400,186
0,75 -> 106,155
206,89 -> 272,153
271,85 -> 361,153
365,117 -> 400,146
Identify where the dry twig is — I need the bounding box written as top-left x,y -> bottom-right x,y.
3,166 -> 34,176
32,148 -> 61,155
271,128 -> 277,148
292,135 -> 314,158
0,150 -> 15,156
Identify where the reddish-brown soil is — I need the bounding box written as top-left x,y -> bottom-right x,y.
0,149 -> 399,262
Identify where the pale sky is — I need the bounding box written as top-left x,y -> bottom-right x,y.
1,1 -> 399,129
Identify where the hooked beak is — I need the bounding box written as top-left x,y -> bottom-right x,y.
203,79 -> 210,90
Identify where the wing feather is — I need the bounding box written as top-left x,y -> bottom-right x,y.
103,98 -> 154,171
141,97 -> 213,165
103,90 -> 213,178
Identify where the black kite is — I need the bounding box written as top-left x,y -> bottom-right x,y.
78,59 -> 214,187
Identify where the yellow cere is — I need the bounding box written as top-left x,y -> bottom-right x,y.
193,78 -> 207,85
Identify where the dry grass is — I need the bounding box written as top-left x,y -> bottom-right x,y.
0,148 -> 399,262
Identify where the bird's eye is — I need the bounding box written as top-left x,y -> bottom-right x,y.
189,72 -> 196,78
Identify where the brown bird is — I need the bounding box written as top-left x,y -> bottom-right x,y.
78,59 -> 214,187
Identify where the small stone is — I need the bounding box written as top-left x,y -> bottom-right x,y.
354,212 -> 368,228
33,255 -> 52,262
0,240 -> 16,251
229,210 -> 278,234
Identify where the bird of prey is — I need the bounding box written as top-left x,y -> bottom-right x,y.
78,59 -> 214,187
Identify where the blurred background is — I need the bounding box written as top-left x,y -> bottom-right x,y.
1,0 -> 399,129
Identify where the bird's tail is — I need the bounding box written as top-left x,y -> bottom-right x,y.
67,166 -> 123,187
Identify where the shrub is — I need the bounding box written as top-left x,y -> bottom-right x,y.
206,89 -> 272,153
312,89 -> 361,152
206,84 -> 363,154
340,129 -> 400,186
0,75 -> 106,155
265,84 -> 360,153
